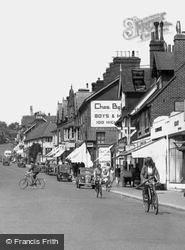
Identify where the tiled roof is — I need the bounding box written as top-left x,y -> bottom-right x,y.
115,106 -> 134,126
154,52 -> 174,71
21,116 -> 35,127
25,121 -> 57,141
75,90 -> 92,112
121,68 -> 151,92
130,77 -> 175,116
21,115 -> 56,128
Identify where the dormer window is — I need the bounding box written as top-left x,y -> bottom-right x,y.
132,69 -> 146,91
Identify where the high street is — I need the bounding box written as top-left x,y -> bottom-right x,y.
1,163 -> 185,250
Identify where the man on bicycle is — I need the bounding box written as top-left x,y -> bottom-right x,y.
28,161 -> 41,185
140,157 -> 160,199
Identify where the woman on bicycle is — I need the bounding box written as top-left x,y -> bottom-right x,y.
28,161 -> 41,186
140,157 -> 160,198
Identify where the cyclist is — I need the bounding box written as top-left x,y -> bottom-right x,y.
140,157 -> 160,199
28,161 -> 41,186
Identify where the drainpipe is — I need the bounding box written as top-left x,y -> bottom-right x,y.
166,133 -> 169,190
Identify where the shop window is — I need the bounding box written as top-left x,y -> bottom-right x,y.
96,132 -> 105,144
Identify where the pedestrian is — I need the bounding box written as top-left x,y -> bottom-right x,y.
109,167 -> 115,186
115,164 -> 121,186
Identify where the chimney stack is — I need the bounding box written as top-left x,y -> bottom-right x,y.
86,83 -> 89,89
174,22 -> 185,70
149,22 -> 166,77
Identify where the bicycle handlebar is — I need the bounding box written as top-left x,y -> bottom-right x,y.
135,176 -> 160,189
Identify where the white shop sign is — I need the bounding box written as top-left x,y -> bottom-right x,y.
98,147 -> 111,168
91,101 -> 121,127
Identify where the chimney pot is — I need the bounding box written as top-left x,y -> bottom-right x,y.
86,83 -> 88,89
151,31 -> 155,41
154,22 -> 159,40
176,21 -> 181,34
160,21 -> 164,41
132,51 -> 135,57
167,44 -> 171,52
172,45 -> 174,53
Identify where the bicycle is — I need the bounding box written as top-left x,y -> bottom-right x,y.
95,177 -> 102,198
142,176 -> 159,215
19,171 -> 46,189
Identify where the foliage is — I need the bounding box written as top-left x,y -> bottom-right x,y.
0,121 -> 20,144
28,143 -> 42,163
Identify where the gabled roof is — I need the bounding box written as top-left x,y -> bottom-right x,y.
78,77 -> 119,111
24,121 -> 57,141
21,116 -> 35,127
154,52 -> 174,71
131,56 -> 185,116
130,76 -> 176,116
75,90 -> 92,111
21,115 -> 56,128
118,68 -> 151,98
121,68 -> 151,92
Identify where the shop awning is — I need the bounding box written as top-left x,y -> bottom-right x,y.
53,146 -> 66,158
132,138 -> 166,158
66,142 -> 93,167
46,146 -> 60,157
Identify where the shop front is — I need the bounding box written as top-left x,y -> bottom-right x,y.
131,138 -> 167,187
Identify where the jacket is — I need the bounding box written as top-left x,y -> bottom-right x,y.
140,165 -> 160,183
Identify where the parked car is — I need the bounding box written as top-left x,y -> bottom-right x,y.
17,161 -> 26,168
76,167 -> 95,189
56,164 -> 72,182
46,163 -> 57,175
2,157 -> 10,166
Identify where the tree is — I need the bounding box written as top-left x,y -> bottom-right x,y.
28,143 -> 42,163
8,122 -> 19,130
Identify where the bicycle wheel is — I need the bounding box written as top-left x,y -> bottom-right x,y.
19,178 -> 28,189
35,178 -> 46,189
96,185 -> 99,198
153,192 -> 159,215
99,185 -> 102,198
143,190 -> 150,213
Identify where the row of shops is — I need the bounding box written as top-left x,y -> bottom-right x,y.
113,111 -> 185,190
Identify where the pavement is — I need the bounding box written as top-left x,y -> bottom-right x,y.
109,184 -> 185,211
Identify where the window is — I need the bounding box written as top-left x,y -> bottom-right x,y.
96,132 -> 105,144
132,69 -> 146,91
45,137 -> 52,142
45,148 -> 52,155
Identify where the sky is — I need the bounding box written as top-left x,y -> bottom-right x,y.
0,0 -> 185,125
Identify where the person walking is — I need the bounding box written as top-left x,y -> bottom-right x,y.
115,164 -> 121,186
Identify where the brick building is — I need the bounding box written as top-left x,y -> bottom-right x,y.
117,21 -> 185,189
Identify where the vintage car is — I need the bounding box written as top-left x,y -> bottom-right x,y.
46,163 -> 57,175
56,164 -> 72,182
17,159 -> 26,168
76,167 -> 95,189
2,157 -> 10,166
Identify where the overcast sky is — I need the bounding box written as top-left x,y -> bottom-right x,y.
0,0 -> 185,125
